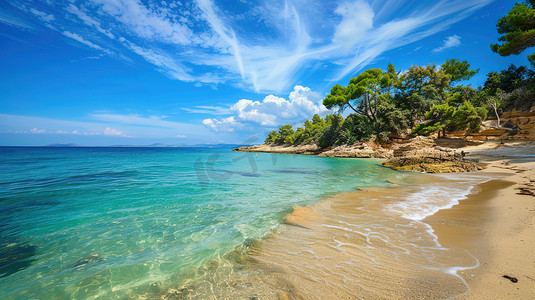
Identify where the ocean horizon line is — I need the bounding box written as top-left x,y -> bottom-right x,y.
0,143 -> 254,148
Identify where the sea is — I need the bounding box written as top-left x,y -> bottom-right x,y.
0,146 -> 498,299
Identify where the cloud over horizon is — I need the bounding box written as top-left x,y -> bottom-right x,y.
201,85 -> 330,132
0,113 -> 215,144
1,0 -> 492,92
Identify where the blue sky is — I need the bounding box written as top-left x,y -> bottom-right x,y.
0,0 -> 529,146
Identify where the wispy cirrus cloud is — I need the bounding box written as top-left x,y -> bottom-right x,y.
181,106 -> 231,115
0,0 -> 492,92
0,113 -> 209,140
88,113 -> 198,129
0,5 -> 35,29
10,125 -> 129,137
29,8 -> 54,22
66,4 -> 114,39
62,31 -> 106,52
14,126 -> 130,137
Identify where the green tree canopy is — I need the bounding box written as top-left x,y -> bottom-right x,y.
264,130 -> 281,144
323,84 -> 353,112
395,64 -> 450,127
491,1 -> 535,64
412,102 -> 486,137
325,68 -> 401,121
412,103 -> 456,137
278,125 -> 294,141
441,59 -> 479,83
484,64 -> 531,94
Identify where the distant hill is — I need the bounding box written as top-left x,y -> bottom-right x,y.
190,144 -> 252,148
44,143 -> 83,147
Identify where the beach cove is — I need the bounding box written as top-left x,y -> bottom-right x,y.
1,142 -> 534,299
3,0 -> 535,299
201,140 -> 535,299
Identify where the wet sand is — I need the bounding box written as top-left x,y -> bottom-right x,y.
180,172 -> 505,299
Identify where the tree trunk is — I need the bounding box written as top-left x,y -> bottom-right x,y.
492,103 -> 500,128
347,101 -> 359,114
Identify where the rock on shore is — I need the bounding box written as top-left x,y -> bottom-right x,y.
381,136 -> 481,173
381,149 -> 480,173
318,142 -> 393,158
233,144 -> 322,155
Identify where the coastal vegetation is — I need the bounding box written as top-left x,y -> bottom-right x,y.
265,60 -> 535,147
491,0 -> 535,65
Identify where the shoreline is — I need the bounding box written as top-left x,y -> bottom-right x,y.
425,157 -> 535,298
166,142 -> 535,299
183,166 -> 505,298
221,143 -> 535,298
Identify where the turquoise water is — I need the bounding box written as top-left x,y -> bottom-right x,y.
0,147 -> 403,299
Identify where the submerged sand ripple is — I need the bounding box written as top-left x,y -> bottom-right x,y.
168,173 -> 507,299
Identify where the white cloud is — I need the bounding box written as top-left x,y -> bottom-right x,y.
181,105 -> 231,115
202,116 -> 240,132
15,126 -> 129,137
202,85 -> 329,131
70,54 -> 105,62
90,0 -> 214,47
0,113 -> 235,144
433,35 -> 461,52
63,31 -> 104,51
66,4 -> 114,39
0,6 -> 36,29
103,127 -> 125,136
30,128 -> 46,133
0,113 -> 214,140
123,42 -> 195,82
20,127 -> 98,135
89,113 -> 197,129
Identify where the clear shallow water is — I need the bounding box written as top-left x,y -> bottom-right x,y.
0,147 -> 404,299
225,172 -> 500,299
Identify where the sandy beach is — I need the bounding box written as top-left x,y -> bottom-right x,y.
426,146 -> 535,298
200,142 -> 535,299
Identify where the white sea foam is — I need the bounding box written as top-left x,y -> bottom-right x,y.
388,173 -> 495,221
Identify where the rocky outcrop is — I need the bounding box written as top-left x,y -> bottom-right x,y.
233,144 -> 321,155
381,136 -> 480,173
318,142 -> 393,158
382,148 -> 481,173
500,106 -> 535,140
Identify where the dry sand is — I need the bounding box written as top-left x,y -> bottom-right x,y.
427,151 -> 535,298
